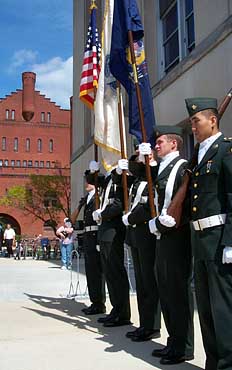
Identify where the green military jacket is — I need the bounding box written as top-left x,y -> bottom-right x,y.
190,134 -> 232,259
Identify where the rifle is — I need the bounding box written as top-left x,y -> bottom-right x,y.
70,197 -> 86,225
167,88 -> 232,227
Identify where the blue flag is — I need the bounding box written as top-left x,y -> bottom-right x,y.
109,0 -> 156,145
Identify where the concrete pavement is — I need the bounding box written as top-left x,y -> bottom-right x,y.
0,257 -> 205,370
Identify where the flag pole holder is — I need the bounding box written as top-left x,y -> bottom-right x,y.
66,249 -> 89,300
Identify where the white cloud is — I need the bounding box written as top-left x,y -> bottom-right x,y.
8,49 -> 38,71
8,49 -> 73,109
32,56 -> 73,109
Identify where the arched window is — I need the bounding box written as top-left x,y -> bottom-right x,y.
41,112 -> 45,122
26,138 -> 30,152
37,139 -> 42,152
5,110 -> 9,120
11,110 -> 15,120
14,138 -> 18,152
49,139 -> 53,153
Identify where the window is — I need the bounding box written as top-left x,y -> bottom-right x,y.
49,139 -> 53,153
41,112 -> 45,122
185,0 -> 195,52
44,199 -> 50,207
11,160 -> 15,167
28,160 -> 32,167
35,161 -> 39,168
162,2 -> 179,72
158,0 -> 195,75
11,110 -> 15,120
26,138 -> 30,152
16,160 -> 21,167
5,110 -> 9,120
47,112 -> 51,123
2,137 -> 6,151
14,138 -> 18,152
4,159 -> 8,167
46,161 -> 50,168
40,161 -> 44,168
44,191 -> 58,208
37,139 -> 42,152
0,160 -> 3,167
23,160 -> 27,167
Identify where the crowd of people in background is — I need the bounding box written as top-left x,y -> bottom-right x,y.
0,226 -> 72,261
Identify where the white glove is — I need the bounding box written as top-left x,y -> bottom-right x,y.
116,159 -> 129,174
89,160 -> 100,173
222,246 -> 232,264
92,209 -> 102,222
158,214 -> 176,228
122,212 -> 131,226
149,218 -> 158,234
139,142 -> 151,156
148,218 -> 161,238
138,143 -> 151,164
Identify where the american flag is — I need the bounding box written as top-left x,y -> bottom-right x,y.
79,6 -> 101,109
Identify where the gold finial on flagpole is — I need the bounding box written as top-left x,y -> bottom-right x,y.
90,0 -> 97,10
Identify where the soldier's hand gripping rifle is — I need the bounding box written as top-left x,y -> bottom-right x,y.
70,196 -> 86,225
167,88 -> 232,228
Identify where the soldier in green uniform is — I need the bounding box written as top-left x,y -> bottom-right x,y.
185,97 -> 232,370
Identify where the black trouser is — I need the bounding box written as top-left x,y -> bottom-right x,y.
130,224 -> 161,330
83,232 -> 106,307
194,258 -> 232,370
100,237 -> 130,320
155,225 -> 194,356
5,239 -> 13,257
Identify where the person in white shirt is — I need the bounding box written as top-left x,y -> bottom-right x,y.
4,224 -> 16,258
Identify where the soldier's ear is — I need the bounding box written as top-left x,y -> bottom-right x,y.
211,115 -> 217,128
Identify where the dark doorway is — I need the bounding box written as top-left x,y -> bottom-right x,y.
0,214 -> 21,236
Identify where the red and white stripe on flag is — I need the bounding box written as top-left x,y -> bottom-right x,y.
79,6 -> 101,109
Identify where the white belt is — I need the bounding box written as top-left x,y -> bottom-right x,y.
85,225 -> 98,232
192,213 -> 226,231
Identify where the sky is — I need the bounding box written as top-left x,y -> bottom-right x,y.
0,0 -> 73,109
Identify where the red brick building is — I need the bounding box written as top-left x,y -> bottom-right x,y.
0,72 -> 71,237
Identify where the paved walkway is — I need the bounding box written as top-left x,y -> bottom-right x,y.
0,257 -> 205,370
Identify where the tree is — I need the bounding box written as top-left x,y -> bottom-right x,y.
0,174 -> 71,235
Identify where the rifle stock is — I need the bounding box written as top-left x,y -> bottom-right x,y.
70,200 -> 85,225
167,89 -> 232,227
